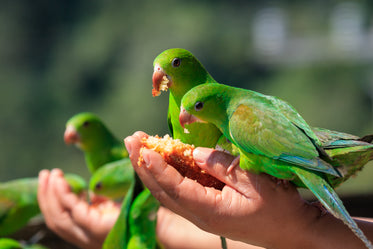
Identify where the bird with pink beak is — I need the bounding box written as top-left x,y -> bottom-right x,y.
151,48 -> 221,148
64,112 -> 128,173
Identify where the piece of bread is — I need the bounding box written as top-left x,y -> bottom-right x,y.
139,135 -> 225,190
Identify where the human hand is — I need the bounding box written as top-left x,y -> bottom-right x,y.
125,131 -> 373,249
38,169 -> 119,249
37,170 -> 256,249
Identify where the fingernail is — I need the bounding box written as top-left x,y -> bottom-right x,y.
124,137 -> 132,155
193,147 -> 210,164
142,150 -> 151,167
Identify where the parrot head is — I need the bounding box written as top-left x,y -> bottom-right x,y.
64,112 -> 113,151
89,159 -> 134,200
152,48 -> 215,98
179,83 -> 229,129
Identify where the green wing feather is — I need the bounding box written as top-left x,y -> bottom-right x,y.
127,189 -> 160,249
229,103 -> 338,176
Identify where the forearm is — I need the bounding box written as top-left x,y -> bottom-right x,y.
271,204 -> 373,249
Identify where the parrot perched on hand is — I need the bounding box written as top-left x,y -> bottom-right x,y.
65,112 -> 135,201
89,158 -> 134,200
152,48 -> 373,249
180,82 -> 373,249
0,174 -> 86,237
65,113 -> 160,248
152,48 -> 222,148
152,49 -> 373,178
64,112 -> 128,174
152,48 -> 231,248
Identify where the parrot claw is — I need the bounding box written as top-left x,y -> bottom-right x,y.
270,177 -> 290,188
310,201 -> 329,217
227,155 -> 240,173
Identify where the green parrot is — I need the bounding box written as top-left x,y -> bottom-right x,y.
0,174 -> 86,237
89,158 -> 134,200
127,189 -> 160,249
65,112 -> 135,200
0,238 -> 49,249
64,112 -> 128,174
65,112 -> 161,248
102,180 -> 136,249
153,48 -> 373,248
103,174 -> 162,249
180,83 -> 373,249
153,48 -> 230,248
152,48 -> 222,148
153,49 -> 373,178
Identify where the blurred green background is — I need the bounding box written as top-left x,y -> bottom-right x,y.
1,0 -> 372,199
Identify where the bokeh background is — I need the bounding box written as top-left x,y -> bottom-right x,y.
1,0 -> 372,234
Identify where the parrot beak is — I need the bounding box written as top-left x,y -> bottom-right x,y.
64,125 -> 80,144
179,106 -> 205,128
152,65 -> 171,97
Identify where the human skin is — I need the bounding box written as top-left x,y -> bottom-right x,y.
37,170 -> 256,249
124,131 -> 373,249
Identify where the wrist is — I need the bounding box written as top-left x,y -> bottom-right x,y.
264,202 -> 319,249
278,203 -> 368,249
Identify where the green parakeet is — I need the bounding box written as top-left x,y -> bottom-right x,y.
152,48 -> 222,148
180,83 -> 373,249
0,175 -> 86,237
65,112 -> 135,201
127,189 -> 160,249
103,174 -> 162,249
103,180 -> 137,249
153,49 -> 372,175
152,48 -> 230,248
153,48 -> 373,248
89,158 -> 134,200
64,112 -> 128,174
65,113 -> 159,248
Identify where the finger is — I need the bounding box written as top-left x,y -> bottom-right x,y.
193,147 -> 298,198
49,171 -> 92,244
37,169 -> 52,214
125,134 -> 193,218
53,174 -> 93,229
42,169 -> 67,220
124,131 -> 148,155
125,133 -> 218,224
139,148 -> 227,220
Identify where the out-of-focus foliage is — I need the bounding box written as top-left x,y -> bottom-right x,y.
0,0 -> 372,195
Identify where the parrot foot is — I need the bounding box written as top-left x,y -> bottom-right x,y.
227,155 -> 240,173
271,177 -> 290,188
310,201 -> 328,217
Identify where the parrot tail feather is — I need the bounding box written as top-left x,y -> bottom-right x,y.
294,167 -> 373,249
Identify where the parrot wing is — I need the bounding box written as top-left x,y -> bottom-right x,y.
229,103 -> 339,176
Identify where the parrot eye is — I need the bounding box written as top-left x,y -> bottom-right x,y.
95,182 -> 102,190
172,58 -> 181,67
83,121 -> 90,128
194,101 -> 204,111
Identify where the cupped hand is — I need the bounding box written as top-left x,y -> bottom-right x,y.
38,169 -> 119,249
